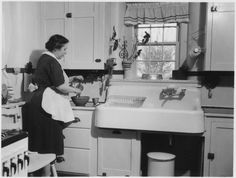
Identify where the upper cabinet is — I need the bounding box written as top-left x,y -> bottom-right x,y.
205,3 -> 235,71
41,2 -> 106,69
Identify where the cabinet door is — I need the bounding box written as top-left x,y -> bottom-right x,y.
41,2 -> 66,18
66,17 -> 94,69
56,147 -> 90,174
209,121 -> 233,176
205,3 -> 234,71
65,2 -> 105,69
98,129 -> 140,176
68,2 -> 94,17
41,2 -> 68,67
63,128 -> 90,149
41,2 -> 105,69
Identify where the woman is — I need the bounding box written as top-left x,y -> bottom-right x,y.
23,34 -> 82,156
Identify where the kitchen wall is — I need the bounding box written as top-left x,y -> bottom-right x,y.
2,2 -> 234,108
2,2 -> 42,68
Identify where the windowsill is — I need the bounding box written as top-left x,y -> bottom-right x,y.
109,78 -> 200,86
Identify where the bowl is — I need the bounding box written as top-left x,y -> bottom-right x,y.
71,96 -> 90,106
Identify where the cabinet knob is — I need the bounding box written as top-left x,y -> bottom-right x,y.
66,13 -> 72,18
207,153 -> 215,160
95,59 -> 102,63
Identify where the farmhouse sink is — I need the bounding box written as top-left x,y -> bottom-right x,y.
95,80 -> 204,134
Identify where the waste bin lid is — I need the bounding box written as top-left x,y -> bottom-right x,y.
147,152 -> 176,161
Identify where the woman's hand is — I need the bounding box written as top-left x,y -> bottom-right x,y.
69,75 -> 84,83
73,87 -> 83,95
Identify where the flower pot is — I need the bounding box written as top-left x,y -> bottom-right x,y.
122,61 -> 132,69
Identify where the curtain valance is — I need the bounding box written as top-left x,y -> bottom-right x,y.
124,2 -> 189,26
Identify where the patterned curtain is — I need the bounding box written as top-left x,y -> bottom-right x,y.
124,2 -> 189,26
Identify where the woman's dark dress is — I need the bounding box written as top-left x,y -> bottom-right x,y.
23,54 -> 66,155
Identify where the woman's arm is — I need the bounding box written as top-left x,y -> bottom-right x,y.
56,83 -> 82,95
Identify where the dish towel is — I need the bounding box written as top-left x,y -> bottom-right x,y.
42,87 -> 74,123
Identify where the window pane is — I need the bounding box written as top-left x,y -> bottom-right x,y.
150,27 -> 163,43
164,27 -> 176,42
136,61 -> 175,79
162,62 -> 175,79
137,46 -> 150,60
163,46 -> 176,61
137,46 -> 163,60
149,46 -> 163,60
137,28 -> 150,43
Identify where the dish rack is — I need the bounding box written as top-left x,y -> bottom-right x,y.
107,95 -> 146,107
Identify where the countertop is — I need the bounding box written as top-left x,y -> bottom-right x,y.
202,106 -> 234,118
71,101 -> 101,111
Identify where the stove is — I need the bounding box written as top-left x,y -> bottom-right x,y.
2,129 -> 28,147
1,129 -> 28,176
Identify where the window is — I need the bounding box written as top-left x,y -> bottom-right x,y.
136,23 -> 178,79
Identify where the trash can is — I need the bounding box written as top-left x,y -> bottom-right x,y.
147,152 -> 175,176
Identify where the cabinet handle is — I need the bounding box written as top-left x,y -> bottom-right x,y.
66,13 -> 72,18
95,59 -> 101,63
112,130 -> 121,134
73,117 -> 80,123
207,153 -> 215,160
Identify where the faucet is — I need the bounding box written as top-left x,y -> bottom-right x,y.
159,87 -> 186,100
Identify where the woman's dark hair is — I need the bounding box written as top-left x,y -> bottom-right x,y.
45,34 -> 69,52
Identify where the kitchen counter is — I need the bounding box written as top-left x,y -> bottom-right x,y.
71,102 -> 100,111
203,107 -> 234,118
2,101 -> 25,108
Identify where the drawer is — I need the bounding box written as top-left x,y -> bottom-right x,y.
56,148 -> 90,174
71,110 -> 93,128
64,128 -> 90,148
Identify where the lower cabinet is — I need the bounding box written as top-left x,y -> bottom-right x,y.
97,129 -> 141,176
57,148 -> 90,173
55,109 -> 97,176
203,116 -> 233,176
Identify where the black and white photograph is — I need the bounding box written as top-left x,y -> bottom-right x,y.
1,1 -> 234,177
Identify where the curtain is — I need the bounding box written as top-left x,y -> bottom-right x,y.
124,2 -> 189,26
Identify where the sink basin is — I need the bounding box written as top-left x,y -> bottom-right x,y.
95,80 -> 204,134
95,104 -> 204,133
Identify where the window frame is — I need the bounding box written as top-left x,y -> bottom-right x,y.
134,23 -> 180,74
